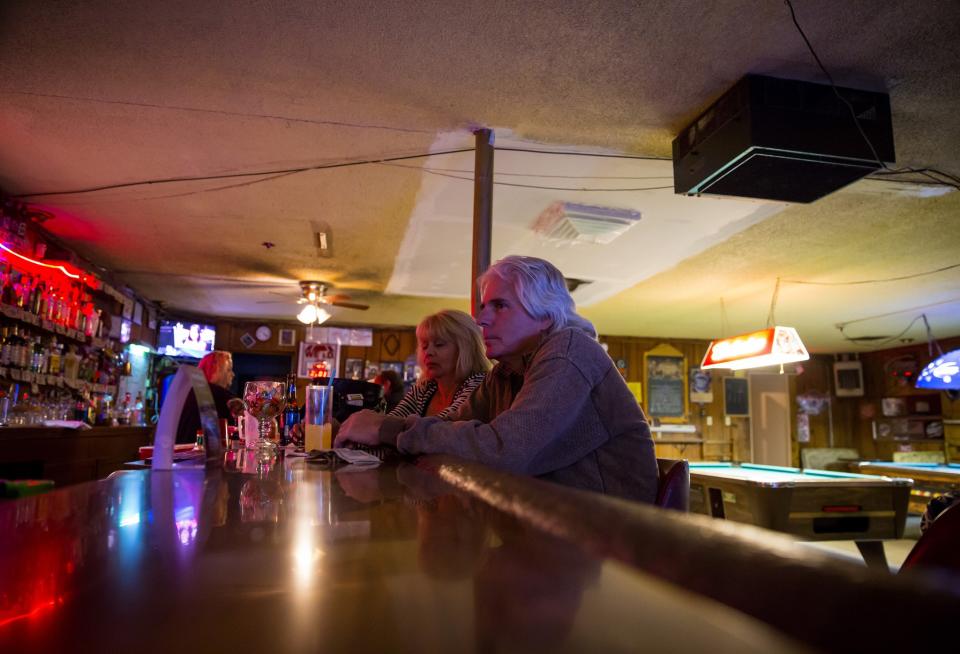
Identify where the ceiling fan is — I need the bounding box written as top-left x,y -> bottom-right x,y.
294,281 -> 369,311
284,281 -> 368,325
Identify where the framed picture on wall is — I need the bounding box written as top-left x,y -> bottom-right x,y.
380,361 -> 403,377
724,377 -> 750,417
298,342 -> 340,379
643,344 -> 687,423
689,368 -> 713,404
278,328 -> 296,347
344,358 -> 364,380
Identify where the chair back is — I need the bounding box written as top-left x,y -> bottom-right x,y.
655,458 -> 689,512
892,450 -> 945,464
800,447 -> 860,471
900,501 -> 960,575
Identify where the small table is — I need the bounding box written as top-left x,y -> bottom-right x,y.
855,462 -> 960,514
688,462 -> 912,570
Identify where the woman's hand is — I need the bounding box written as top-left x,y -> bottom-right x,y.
334,409 -> 386,448
226,398 -> 245,418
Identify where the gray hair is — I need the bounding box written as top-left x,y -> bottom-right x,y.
478,256 -> 597,339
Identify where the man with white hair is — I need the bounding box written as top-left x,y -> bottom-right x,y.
337,255 -> 658,503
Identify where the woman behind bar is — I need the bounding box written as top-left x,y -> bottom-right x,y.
373,369 -> 406,413
337,256 -> 658,503
389,310 -> 490,419
175,350 -> 239,443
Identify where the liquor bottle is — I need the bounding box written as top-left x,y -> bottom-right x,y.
17,329 -> 30,369
281,373 -> 299,448
29,280 -> 43,315
0,327 -> 9,366
63,345 -> 80,381
14,273 -> 27,308
18,329 -> 31,369
0,265 -> 12,305
31,336 -> 44,373
6,328 -> 20,368
47,338 -> 62,375
133,391 -> 144,426
119,392 -> 132,425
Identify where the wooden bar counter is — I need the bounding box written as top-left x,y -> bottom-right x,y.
0,425 -> 154,487
1,452 -> 957,652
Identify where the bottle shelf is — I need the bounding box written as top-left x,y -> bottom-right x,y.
0,304 -> 111,349
0,366 -> 116,396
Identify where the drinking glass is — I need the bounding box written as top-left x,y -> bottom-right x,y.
242,381 -> 286,462
304,385 -> 333,451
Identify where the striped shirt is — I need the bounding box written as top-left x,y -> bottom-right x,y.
388,372 -> 486,420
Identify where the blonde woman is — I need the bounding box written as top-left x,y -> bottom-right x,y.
389,310 -> 491,419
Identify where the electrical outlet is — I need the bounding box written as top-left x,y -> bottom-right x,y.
706,416 -> 714,427
724,415 -> 732,427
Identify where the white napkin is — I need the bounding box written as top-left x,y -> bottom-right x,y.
333,448 -> 381,467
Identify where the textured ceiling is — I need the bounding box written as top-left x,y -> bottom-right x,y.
0,0 -> 958,352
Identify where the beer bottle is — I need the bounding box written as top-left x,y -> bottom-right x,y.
281,373 -> 299,448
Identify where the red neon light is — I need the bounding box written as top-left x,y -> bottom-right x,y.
0,243 -> 100,289
0,243 -> 79,278
0,599 -> 57,629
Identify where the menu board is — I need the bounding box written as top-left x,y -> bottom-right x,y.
643,344 -> 687,423
724,377 -> 750,417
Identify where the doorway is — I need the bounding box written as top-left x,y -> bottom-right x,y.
749,372 -> 791,466
230,353 -> 295,396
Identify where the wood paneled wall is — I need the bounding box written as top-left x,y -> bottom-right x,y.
211,317 -> 959,465
791,337 -> 960,464
600,335 -> 747,462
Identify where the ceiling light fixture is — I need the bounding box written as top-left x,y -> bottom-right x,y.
701,279 -> 810,371
297,303 -> 330,326
296,281 -> 332,326
701,326 -> 809,370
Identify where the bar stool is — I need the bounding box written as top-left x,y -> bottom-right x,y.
899,501 -> 960,575
655,458 -> 690,512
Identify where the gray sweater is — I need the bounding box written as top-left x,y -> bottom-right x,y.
379,326 -> 659,503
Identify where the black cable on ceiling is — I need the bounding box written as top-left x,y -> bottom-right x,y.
494,146 -> 670,161
10,148 -> 476,198
2,89 -> 435,135
784,0 -> 960,191
406,166 -> 673,192
783,263 -> 960,286
14,145 -> 678,199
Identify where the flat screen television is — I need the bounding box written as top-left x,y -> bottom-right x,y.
158,320 -> 216,359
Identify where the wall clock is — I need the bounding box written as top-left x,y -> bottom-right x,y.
255,325 -> 272,342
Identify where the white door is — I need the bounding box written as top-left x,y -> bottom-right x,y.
748,373 -> 791,466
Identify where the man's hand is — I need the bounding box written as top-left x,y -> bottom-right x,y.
334,409 -> 386,448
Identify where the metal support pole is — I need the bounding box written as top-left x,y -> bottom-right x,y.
471,128 -> 494,317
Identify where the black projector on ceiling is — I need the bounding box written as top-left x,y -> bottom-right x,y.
672,74 -> 895,203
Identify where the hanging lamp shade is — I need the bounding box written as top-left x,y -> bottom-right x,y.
915,349 -> 960,390
297,304 -> 318,324
701,326 -> 810,370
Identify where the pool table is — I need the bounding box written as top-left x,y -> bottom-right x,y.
688,462 -> 912,569
855,462 -> 960,514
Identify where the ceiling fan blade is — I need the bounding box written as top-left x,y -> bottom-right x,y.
328,300 -> 370,311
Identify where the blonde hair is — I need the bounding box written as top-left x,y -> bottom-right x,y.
198,350 -> 233,387
478,255 -> 596,338
416,310 -> 491,381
